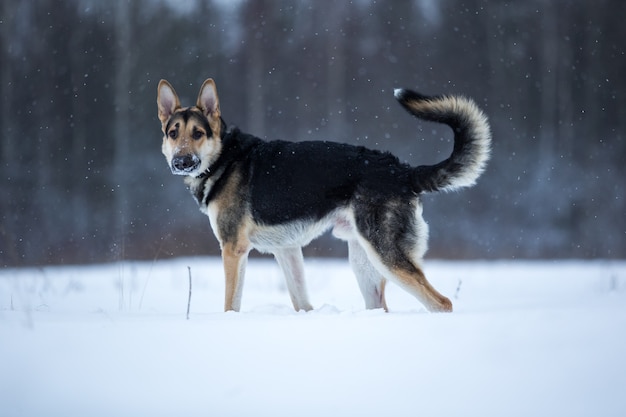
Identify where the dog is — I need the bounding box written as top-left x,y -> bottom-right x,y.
157,78 -> 491,313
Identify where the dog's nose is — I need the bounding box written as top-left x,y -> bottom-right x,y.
171,155 -> 199,173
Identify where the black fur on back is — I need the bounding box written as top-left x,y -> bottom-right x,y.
197,127 -> 418,226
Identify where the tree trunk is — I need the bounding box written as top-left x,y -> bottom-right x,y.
113,0 -> 132,261
244,0 -> 266,137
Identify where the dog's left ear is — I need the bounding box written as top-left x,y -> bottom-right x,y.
196,78 -> 220,118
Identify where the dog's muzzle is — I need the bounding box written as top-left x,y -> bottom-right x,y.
171,154 -> 200,175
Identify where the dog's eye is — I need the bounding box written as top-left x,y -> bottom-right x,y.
168,130 -> 177,139
192,130 -> 204,140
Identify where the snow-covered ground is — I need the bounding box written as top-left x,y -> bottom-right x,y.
1,258 -> 625,416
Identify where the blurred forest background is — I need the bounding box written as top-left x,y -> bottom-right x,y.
1,0 -> 625,267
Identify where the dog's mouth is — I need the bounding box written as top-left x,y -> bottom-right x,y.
170,154 -> 201,176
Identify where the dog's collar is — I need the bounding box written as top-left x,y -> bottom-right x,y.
196,169 -> 210,180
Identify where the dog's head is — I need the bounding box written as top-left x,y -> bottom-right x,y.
157,79 -> 223,177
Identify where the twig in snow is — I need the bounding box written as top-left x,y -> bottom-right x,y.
454,279 -> 462,300
609,274 -> 618,292
186,266 -> 192,320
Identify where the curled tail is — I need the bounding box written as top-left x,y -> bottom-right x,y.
394,88 -> 491,193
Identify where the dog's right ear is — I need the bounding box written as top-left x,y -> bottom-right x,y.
157,79 -> 181,124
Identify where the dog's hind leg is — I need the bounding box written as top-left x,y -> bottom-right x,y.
360,242 -> 452,312
353,200 -> 452,313
388,261 -> 452,312
273,247 -> 313,312
348,240 -> 388,311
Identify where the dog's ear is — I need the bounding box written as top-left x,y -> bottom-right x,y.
157,80 -> 180,124
196,78 -> 220,118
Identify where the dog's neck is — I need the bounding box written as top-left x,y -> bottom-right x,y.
195,118 -> 230,180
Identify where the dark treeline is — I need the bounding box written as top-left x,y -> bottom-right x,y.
1,0 -> 624,266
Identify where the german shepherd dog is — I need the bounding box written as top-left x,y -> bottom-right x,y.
157,79 -> 490,313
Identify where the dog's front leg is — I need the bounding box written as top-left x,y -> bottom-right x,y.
222,242 -> 250,312
273,247 -> 313,312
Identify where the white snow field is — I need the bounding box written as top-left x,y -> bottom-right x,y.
1,258 -> 625,417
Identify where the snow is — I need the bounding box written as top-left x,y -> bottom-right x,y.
1,258 -> 625,416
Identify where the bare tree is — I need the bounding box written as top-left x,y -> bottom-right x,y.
243,0 -> 267,137
113,0 -> 132,261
